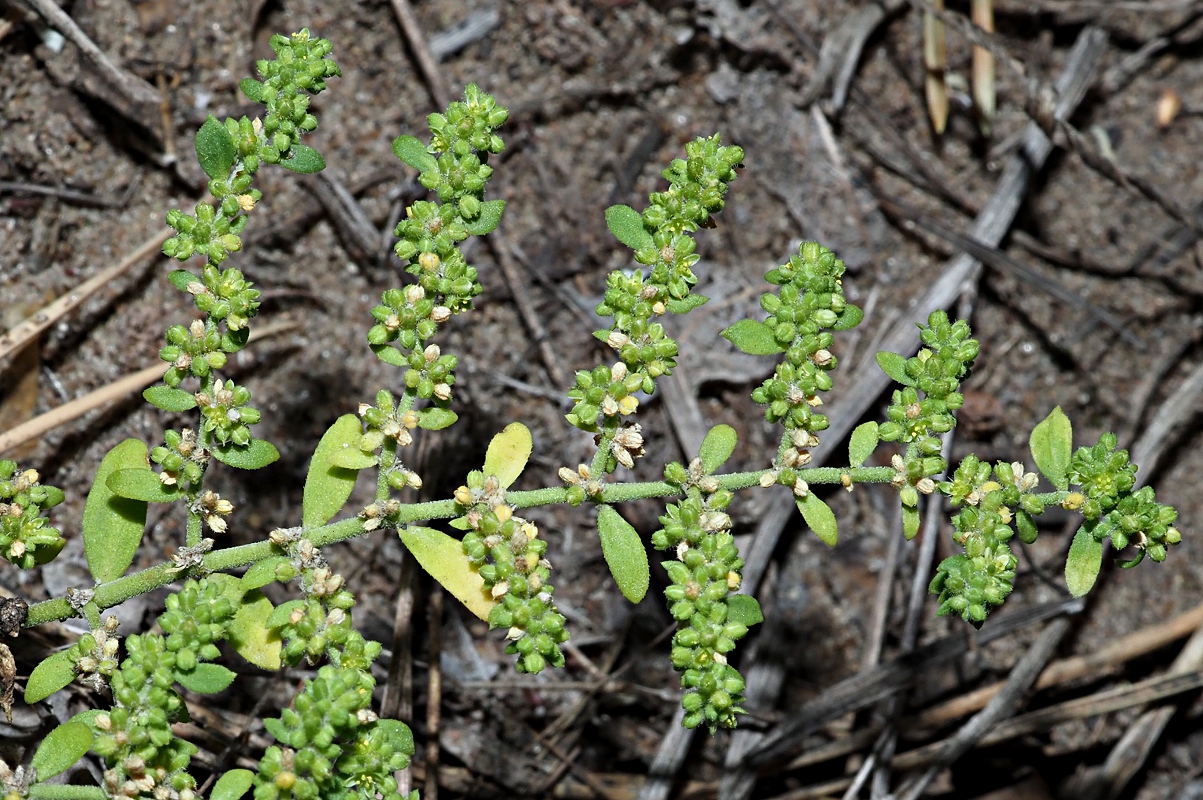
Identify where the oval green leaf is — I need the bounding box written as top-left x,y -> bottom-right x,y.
303,415 -> 366,529
105,468 -> 181,504
167,269 -> 199,292
241,556 -> 290,591
211,769 -> 256,800
84,439 -> 151,583
483,422 -> 532,489
195,115 -> 237,180
279,143 -> 326,174
726,594 -> 763,627
848,421 -> 879,468
399,526 -> 494,621
902,504 -> 921,541
419,408 -> 458,431
464,199 -> 506,236
833,304 -> 864,331
1066,525 -> 1103,598
596,505 -> 649,604
699,425 -> 738,474
175,662 -> 237,694
143,385 -> 197,412
228,590 -> 281,670
876,351 -> 915,386
266,599 -> 307,630
604,204 -> 654,251
240,78 -> 267,103
31,721 -> 92,779
721,319 -> 785,356
25,649 -> 76,704
391,134 -> 438,174
1030,406 -> 1072,491
371,343 -> 409,368
1016,510 -> 1039,545
212,439 -> 280,470
797,493 -> 838,546
666,295 -> 708,314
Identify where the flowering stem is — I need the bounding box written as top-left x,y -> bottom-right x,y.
24,466 -> 896,628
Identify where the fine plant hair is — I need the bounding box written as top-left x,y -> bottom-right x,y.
0,29 -> 1183,800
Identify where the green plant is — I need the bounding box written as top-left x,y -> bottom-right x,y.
2,28 -> 1181,798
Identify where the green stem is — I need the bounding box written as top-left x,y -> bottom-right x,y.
24,466 -> 896,628
28,786 -> 109,800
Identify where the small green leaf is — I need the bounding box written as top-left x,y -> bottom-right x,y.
266,599 -> 306,630
399,526 -> 494,621
1066,525 -> 1103,597
448,517 -> 471,530
143,385 -> 197,412
876,352 -> 915,386
699,424 -> 738,474
1030,406 -> 1072,491
726,595 -> 764,627
240,78 -> 267,103
304,415 -> 366,528
175,663 -> 237,694
105,469 -> 181,504
31,721 -> 92,779
371,344 -> 409,368
84,439 -> 150,583
25,650 -> 77,703
279,143 -> 326,174
833,304 -> 864,331
1016,510 -> 1039,545
392,134 -> 438,174
721,319 -> 785,356
464,199 -> 506,236
665,295 -> 708,314
797,493 -> 838,546
327,448 -> 378,470
605,204 -> 654,251
168,269 -> 198,292
196,115 -> 237,180
220,327 -> 250,353
228,590 -> 282,670
483,422 -> 532,489
211,769 -> 256,800
65,709 -> 103,731
419,408 -> 458,430
212,439 -> 280,470
848,421 -> 879,468
902,505 -> 921,540
241,557 -> 290,591
596,506 -> 649,603
374,719 -> 414,756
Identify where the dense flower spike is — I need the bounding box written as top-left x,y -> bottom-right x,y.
566,136 -> 744,437
456,473 -> 570,674
750,242 -> 862,438
0,461 -> 65,568
370,85 -> 508,403
91,579 -> 236,799
652,459 -> 748,730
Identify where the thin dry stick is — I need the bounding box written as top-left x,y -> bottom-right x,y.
488,235 -> 570,390
0,320 -> 297,456
389,0 -> 452,111
425,586 -> 444,800
890,616 -> 1073,800
0,230 -> 171,363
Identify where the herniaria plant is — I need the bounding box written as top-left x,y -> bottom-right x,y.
0,29 -> 1183,800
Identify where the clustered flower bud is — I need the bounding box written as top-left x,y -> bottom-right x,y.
0,460 -> 65,569
652,459 -> 748,731
372,85 -> 508,401
92,579 -> 237,799
456,473 -> 569,674
1066,434 -> 1180,562
193,379 -> 262,447
750,242 -> 862,436
72,615 -> 121,692
151,429 -> 208,491
567,136 -> 743,437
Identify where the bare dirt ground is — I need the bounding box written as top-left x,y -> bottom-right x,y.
3,0 -> 1203,798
